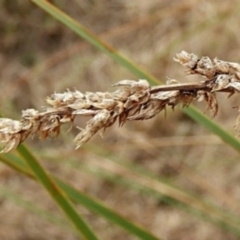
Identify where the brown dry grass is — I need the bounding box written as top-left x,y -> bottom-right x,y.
1,0 -> 240,239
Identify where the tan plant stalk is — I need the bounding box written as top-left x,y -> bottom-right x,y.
1,51 -> 240,153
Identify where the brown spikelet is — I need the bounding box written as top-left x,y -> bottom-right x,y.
1,51 -> 240,152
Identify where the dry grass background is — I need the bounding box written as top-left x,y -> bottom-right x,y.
1,0 -> 240,239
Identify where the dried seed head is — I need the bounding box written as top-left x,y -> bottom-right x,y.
75,109 -> 111,148
1,52 -> 240,152
0,119 -> 23,153
174,51 -> 199,69
211,74 -> 231,92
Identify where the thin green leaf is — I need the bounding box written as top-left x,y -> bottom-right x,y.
30,0 -> 158,82
0,150 -> 160,240
183,107 -> 240,152
69,148 -> 240,237
17,144 -> 99,240
57,180 -> 160,240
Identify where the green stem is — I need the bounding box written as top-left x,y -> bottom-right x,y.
17,144 -> 99,240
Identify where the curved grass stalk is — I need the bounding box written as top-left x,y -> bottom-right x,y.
72,149 -> 240,237
30,0 -> 158,82
183,107 -> 240,151
16,144 -> 99,240
0,149 -> 160,240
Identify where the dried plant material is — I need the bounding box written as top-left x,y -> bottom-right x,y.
1,51 -> 240,152
174,51 -> 240,81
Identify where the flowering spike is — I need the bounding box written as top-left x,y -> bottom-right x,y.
1,51 -> 240,152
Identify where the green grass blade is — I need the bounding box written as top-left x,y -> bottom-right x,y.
183,107 -> 240,151
2,152 -> 32,178
4,146 -> 240,238
76,154 -> 240,237
57,180 -> 160,240
30,0 -> 240,153
0,150 -> 160,240
72,144 -> 240,236
16,144 -> 99,240
30,0 -> 159,83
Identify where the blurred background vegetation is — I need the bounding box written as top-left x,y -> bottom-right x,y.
1,0 -> 240,239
